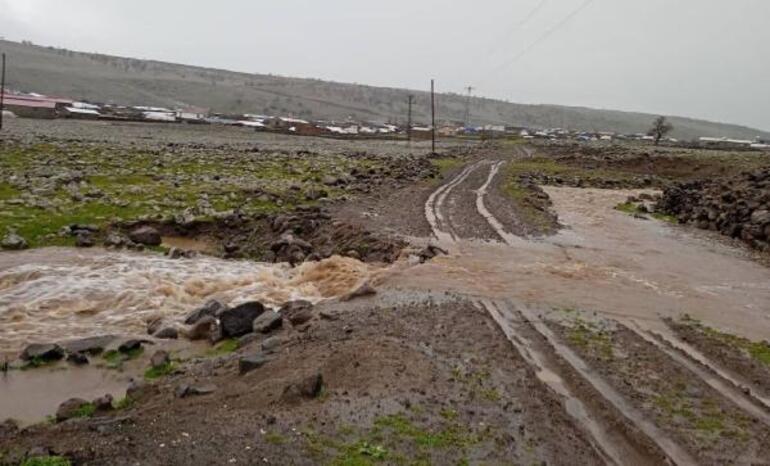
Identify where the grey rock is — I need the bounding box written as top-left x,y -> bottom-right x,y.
280,300 -> 314,326
184,299 -> 227,325
751,209 -> 770,225
282,373 -> 324,403
128,226 -> 161,246
261,335 -> 285,353
239,353 -> 270,374
220,301 -> 265,337
1,232 -> 28,250
104,231 -> 128,248
126,378 -> 159,402
341,281 -> 377,301
67,352 -> 89,365
153,326 -> 178,340
20,343 -> 64,362
253,310 -> 283,334
60,335 -> 117,355
56,397 -> 90,422
175,384 -> 217,398
93,394 -> 114,411
74,232 -> 94,248
184,315 -> 217,341
150,350 -> 170,369
118,339 -> 147,353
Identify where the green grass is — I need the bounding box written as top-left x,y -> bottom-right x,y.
265,431 -> 289,445
113,396 -> 134,410
102,346 -> 144,369
566,319 -> 614,360
430,158 -> 464,178
21,457 -> 71,466
144,361 -> 175,380
682,319 -> 770,367
72,402 -> 96,418
206,338 -> 240,356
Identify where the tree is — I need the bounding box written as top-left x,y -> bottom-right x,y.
648,116 -> 673,145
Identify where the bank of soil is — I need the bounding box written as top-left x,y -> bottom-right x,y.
0,297 -> 604,466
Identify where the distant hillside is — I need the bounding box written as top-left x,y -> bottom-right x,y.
1,39 -> 768,141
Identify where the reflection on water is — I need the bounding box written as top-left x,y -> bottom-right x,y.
0,249 -> 374,354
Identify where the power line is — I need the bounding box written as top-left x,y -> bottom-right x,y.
486,0 -> 549,56
478,0 -> 596,84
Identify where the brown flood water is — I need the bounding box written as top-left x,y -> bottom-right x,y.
393,187 -> 770,341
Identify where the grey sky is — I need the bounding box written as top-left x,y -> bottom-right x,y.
1,0 -> 768,131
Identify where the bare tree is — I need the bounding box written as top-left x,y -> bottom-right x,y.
648,116 -> 673,145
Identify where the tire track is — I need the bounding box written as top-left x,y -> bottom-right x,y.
481,299 -> 696,466
424,160 -> 487,245
475,160 -> 524,246
624,320 -> 770,424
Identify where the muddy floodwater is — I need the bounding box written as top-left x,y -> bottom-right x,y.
0,250 -> 374,355
398,187 -> 770,340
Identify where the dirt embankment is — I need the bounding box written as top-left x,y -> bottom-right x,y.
657,168 -> 770,251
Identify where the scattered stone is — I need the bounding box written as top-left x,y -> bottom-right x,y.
261,335 -> 285,353
239,353 -> 270,374
56,398 -> 90,422
104,231 -> 128,248
220,301 -> 265,337
150,350 -> 170,369
67,352 -> 89,365
75,231 -> 94,248
128,225 -> 162,246
126,378 -> 159,402
93,394 -> 114,412
153,326 -> 179,340
1,232 -> 28,250
253,310 -> 283,334
20,343 -> 64,362
60,335 -> 117,355
175,384 -> 217,398
0,419 -> 19,438
282,373 -> 324,403
319,310 -> 339,321
280,300 -> 314,326
184,299 -> 228,325
118,339 -> 146,353
184,315 -> 217,341
417,244 -> 448,263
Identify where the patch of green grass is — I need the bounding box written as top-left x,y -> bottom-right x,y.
102,346 -> 144,370
566,320 -> 614,360
685,319 -> 770,367
430,158 -> 464,178
144,361 -> 175,380
265,431 -> 288,445
614,202 -> 643,215
206,338 -> 240,356
113,396 -> 134,410
0,182 -> 20,201
650,212 -> 678,224
21,456 -> 71,466
21,356 -> 59,370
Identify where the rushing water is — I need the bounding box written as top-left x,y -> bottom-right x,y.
0,249 -> 373,354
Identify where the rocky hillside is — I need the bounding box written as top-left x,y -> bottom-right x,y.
2,39 -> 769,140
657,168 -> 770,251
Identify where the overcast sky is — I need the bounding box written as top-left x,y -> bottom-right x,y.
1,0 -> 768,130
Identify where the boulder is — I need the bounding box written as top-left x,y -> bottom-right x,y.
341,281 -> 377,301
75,232 -> 94,248
261,335 -> 285,353
128,226 -> 161,246
126,379 -> 159,402
67,353 -> 89,365
184,299 -> 227,325
253,310 -> 283,334
184,315 -> 217,341
282,373 -> 324,403
1,232 -> 28,251
150,350 -> 170,369
220,301 -> 265,338
93,394 -> 114,412
280,300 -> 314,326
239,353 -> 270,374
20,343 -> 64,362
56,398 -> 90,422
153,326 -> 178,340
60,335 -> 117,355
104,231 -> 129,248
118,339 -> 147,353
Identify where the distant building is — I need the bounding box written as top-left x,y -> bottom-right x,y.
62,106 -> 100,120
176,106 -> 209,122
1,93 -> 73,119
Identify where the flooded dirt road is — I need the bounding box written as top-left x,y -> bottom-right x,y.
409,176 -> 770,340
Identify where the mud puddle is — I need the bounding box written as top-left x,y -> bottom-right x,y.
0,248 -> 378,355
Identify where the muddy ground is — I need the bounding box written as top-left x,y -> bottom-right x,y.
3,119 -> 770,465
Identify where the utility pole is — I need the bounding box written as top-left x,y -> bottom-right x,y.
463,85 -> 474,128
0,53 -> 5,131
406,94 -> 414,145
430,79 -> 436,154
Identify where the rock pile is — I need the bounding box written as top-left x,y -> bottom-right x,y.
657,168 -> 770,251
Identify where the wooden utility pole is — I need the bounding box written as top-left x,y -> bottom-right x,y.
406,94 -> 414,144
0,53 -> 5,131
430,79 -> 436,154
463,85 -> 474,128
